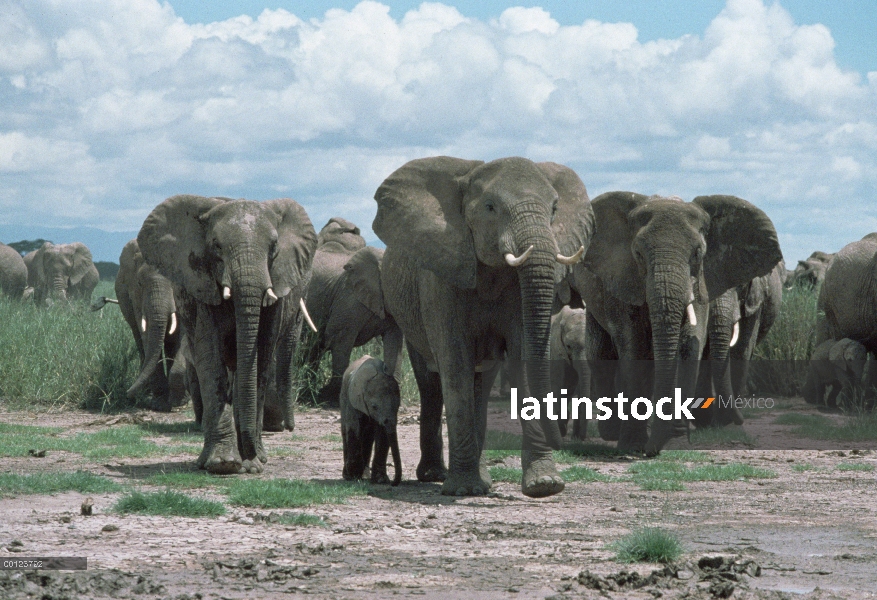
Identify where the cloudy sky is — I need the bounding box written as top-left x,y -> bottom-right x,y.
1,0 -> 875,263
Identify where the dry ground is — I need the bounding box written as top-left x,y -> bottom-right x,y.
0,397 -> 876,599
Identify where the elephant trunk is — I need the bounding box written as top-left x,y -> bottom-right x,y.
52,274 -> 68,302
126,280 -> 176,400
708,293 -> 744,426
388,429 -> 402,486
514,212 -> 563,451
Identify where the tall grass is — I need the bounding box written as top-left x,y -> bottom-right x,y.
0,281 -> 141,411
750,285 -> 819,396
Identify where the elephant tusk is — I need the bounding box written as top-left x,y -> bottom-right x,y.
222,286 -> 232,300
263,288 -> 279,307
504,245 -> 534,267
300,297 -> 318,333
686,304 -> 697,327
729,321 -> 740,347
556,246 -> 585,265
141,317 -> 147,333
168,312 -> 177,335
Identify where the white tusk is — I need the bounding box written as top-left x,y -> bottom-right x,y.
686,304 -> 697,327
504,245 -> 534,267
556,246 -> 585,265
141,317 -> 147,332
222,286 -> 232,300
300,297 -> 317,333
168,312 -> 177,335
729,321 -> 739,347
263,288 -> 279,307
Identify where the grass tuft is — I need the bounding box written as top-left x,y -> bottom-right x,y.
773,413 -> 877,441
836,462 -> 875,472
225,479 -> 367,508
628,461 -> 776,491
113,489 -> 226,517
560,466 -> 613,482
487,466 -> 522,483
613,527 -> 683,564
0,471 -> 123,497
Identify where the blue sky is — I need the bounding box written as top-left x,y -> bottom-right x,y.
1,0 -> 875,262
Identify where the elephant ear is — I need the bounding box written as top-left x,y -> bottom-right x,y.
344,246 -> 385,319
264,198 -> 318,299
68,243 -> 94,285
317,217 -> 366,253
138,194 -> 226,305
693,195 -> 783,301
537,162 -> 596,283
373,156 -> 483,290
580,191 -> 649,305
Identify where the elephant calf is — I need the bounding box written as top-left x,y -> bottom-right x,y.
550,305 -> 589,441
340,355 -> 402,485
803,338 -> 874,411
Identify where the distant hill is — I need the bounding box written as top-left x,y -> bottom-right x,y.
0,225 -> 138,263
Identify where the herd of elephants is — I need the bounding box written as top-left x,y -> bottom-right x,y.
1,156 -> 876,499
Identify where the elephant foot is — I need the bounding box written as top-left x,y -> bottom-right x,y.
644,419 -> 687,457
255,439 -> 268,464
198,440 -> 243,475
262,407 -> 285,432
521,451 -> 565,499
370,469 -> 390,484
416,461 -> 448,482
597,419 -> 621,442
714,407 -> 745,427
440,469 -> 491,496
240,459 -> 263,474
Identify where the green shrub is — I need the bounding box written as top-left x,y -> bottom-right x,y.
114,489 -> 226,517
613,527 -> 683,564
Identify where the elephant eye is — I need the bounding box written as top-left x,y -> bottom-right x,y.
269,241 -> 279,259
485,201 -> 495,213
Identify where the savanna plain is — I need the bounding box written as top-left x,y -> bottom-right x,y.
0,282 -> 876,599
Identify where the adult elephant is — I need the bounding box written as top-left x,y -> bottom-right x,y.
138,195 -> 317,474
697,259 -> 785,427
572,193 -> 782,455
817,233 -> 877,355
786,251 -> 834,289
303,218 -> 403,405
27,242 -> 99,305
115,239 -> 188,412
0,242 -> 28,299
373,156 -> 594,498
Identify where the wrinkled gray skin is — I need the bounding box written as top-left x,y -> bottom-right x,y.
0,242 -> 28,299
340,354 -> 402,485
27,242 -> 99,306
374,156 -> 595,498
550,305 -> 589,441
803,338 -> 875,410
786,251 -> 834,289
696,259 -> 785,427
303,218 -> 403,406
138,195 -> 317,475
572,193 -> 783,455
115,239 -> 188,412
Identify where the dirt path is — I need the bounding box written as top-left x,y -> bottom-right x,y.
1,401 -> 876,599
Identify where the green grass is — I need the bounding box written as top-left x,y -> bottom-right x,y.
560,466 -> 613,482
0,471 -> 123,497
655,450 -> 712,463
225,479 -> 368,508
689,426 -> 755,447
113,489 -> 226,517
488,466 -> 522,483
144,471 -> 231,489
792,463 -> 820,472
628,461 -> 776,491
773,413 -> 877,441
0,282 -> 143,411
836,462 -> 875,472
613,527 -> 683,564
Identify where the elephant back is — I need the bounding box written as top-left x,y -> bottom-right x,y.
0,242 -> 28,299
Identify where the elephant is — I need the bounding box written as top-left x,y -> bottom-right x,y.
786,251 -> 834,289
302,218 -> 403,406
550,305 -> 590,440
0,242 -> 28,299
340,354 -> 403,485
373,156 -> 595,498
26,242 -> 99,305
115,239 -> 188,412
802,338 -> 875,410
571,193 -> 783,455
696,259 -> 785,427
138,194 -> 317,474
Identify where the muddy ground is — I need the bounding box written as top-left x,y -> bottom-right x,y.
0,398 -> 876,599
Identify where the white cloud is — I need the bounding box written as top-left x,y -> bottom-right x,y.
0,0 -> 874,263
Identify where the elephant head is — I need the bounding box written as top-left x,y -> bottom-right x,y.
787,251 -> 834,289
31,242 -> 96,304
317,217 -> 367,253
138,195 -> 317,471
581,192 -> 782,453
374,156 -> 595,466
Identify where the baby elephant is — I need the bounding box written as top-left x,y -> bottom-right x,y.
340,355 -> 402,485
803,338 -> 873,411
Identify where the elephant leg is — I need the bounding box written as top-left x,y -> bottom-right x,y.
585,313 -> 622,441
167,352 -> 188,409
371,426 -> 391,484
266,315 -> 299,432
408,341 -> 447,482
193,305 -> 241,474
360,417 -> 376,480
341,425 -> 353,480
381,323 -> 404,381
344,417 -> 368,480
317,339 -> 354,407
473,369 -> 491,486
